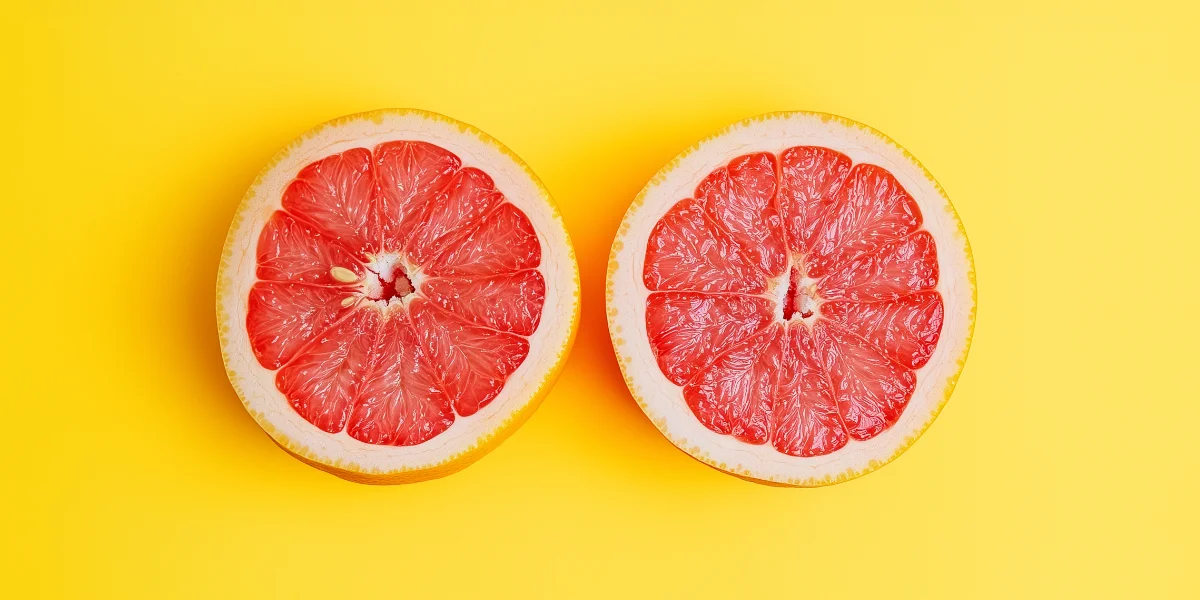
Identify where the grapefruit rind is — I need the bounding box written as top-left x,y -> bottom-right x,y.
218,109 -> 580,483
606,111 -> 975,486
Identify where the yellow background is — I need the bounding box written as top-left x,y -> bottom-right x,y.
3,1 -> 1197,597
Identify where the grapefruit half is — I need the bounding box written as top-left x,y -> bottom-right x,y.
218,109 -> 579,483
607,112 -> 975,486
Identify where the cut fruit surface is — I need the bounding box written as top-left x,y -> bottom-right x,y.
218,109 -> 579,483
607,112 -> 975,486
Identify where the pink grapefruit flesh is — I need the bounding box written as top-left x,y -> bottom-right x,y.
643,150 -> 942,457
248,142 -> 544,446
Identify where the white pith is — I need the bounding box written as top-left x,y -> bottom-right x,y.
607,113 -> 974,485
772,262 -> 822,324
360,251 -> 421,308
218,111 -> 578,477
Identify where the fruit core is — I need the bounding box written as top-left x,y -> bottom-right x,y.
782,265 -> 818,322
359,253 -> 416,304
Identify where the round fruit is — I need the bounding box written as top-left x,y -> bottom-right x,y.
218,109 -> 579,483
607,112 -> 975,486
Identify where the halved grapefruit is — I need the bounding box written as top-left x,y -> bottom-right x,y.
607,112 -> 975,486
218,109 -> 579,483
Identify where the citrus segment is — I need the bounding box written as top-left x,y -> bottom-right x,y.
246,282 -> 355,369
815,321 -> 917,440
695,152 -> 786,277
772,324 -> 847,457
645,292 -> 774,386
348,312 -> 452,446
256,211 -> 367,285
778,146 -> 852,255
423,202 -> 541,277
276,308 -> 377,434
682,327 -> 782,445
817,230 -> 938,302
406,167 -> 506,266
411,301 -> 531,416
805,164 -> 923,278
420,270 -> 545,336
374,141 -> 461,251
821,292 -> 944,370
643,198 -> 765,293
280,148 -> 379,256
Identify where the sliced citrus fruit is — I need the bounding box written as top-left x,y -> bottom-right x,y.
218,109 -> 579,483
607,112 -> 975,486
